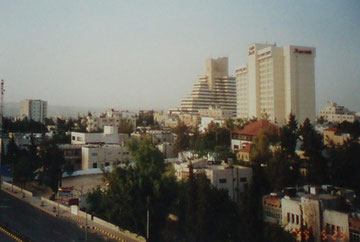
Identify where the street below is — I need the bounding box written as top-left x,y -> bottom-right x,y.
0,190 -> 108,242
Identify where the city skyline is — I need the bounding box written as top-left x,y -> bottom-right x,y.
1,1 -> 360,112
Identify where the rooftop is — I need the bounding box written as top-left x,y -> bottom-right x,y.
232,119 -> 278,136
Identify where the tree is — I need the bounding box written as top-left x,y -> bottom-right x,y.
37,140 -> 65,192
250,129 -> 273,165
299,118 -> 327,184
280,113 -> 298,158
172,121 -> 190,154
327,137 -> 360,193
88,137 -> 177,241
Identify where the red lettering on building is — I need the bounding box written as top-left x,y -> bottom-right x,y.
294,48 -> 312,54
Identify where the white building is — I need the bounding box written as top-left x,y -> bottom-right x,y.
236,43 -> 316,124
263,185 -> 355,241
20,99 -> 47,123
181,57 -> 237,117
81,144 -> 131,170
319,102 -> 358,123
173,160 -> 252,201
71,126 -> 129,145
87,109 -> 137,132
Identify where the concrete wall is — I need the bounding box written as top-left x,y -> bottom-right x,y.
1,181 -> 33,197
281,198 -> 302,231
323,209 -> 349,241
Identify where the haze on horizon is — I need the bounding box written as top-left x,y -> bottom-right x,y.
1,1 -> 359,113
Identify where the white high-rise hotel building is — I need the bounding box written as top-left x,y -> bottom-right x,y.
236,43 -> 316,124
181,57 -> 237,116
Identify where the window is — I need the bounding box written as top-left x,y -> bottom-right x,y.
219,178 -> 227,183
72,136 -> 75,140
296,215 -> 299,225
92,153 -> 97,157
291,214 -> 294,223
93,163 -> 97,168
287,213 -> 290,223
105,162 -> 110,167
240,177 -> 247,182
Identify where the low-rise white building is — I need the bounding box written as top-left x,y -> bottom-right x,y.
319,102 -> 359,123
87,109 -> 137,132
199,117 -> 224,133
173,160 -> 252,201
263,185 -> 356,241
71,126 -> 129,145
81,144 -> 131,170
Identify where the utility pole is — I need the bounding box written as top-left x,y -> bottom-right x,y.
0,80 -> 4,183
146,209 -> 149,240
85,208 -> 88,241
0,79 -> 4,133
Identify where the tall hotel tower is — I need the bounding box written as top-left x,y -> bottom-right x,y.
236,43 -> 316,124
181,57 -> 237,116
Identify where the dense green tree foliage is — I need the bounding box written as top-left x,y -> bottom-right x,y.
37,139 -> 65,192
2,117 -> 47,133
172,121 -> 190,154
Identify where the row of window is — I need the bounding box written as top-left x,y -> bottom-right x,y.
350,231 -> 360,242
287,212 -> 300,225
325,223 -> 343,235
264,207 -> 282,220
219,177 -> 247,183
91,152 -> 129,157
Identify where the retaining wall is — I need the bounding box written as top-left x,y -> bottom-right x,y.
0,181 -> 33,197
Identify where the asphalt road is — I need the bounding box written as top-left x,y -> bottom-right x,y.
0,190 -> 108,242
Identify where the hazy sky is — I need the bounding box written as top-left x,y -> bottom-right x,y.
1,1 -> 359,112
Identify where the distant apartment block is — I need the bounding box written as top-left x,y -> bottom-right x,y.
86,109 -> 136,132
20,99 -> 47,123
180,57 -> 237,117
236,43 -> 316,124
319,102 -> 359,123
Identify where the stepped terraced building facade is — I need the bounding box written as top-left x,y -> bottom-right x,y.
180,57 -> 237,117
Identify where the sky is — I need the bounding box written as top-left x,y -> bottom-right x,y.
1,0 -> 360,112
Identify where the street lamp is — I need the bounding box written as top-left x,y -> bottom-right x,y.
57,187 -> 63,216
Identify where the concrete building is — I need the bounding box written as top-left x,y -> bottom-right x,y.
153,111 -> 179,128
263,185 -> 356,241
323,127 -> 350,146
71,126 -> 129,145
236,43 -> 316,124
81,144 -> 131,170
58,144 -> 83,170
319,102 -> 359,123
86,109 -> 136,132
20,99 -> 47,123
231,119 -> 279,161
173,160 -> 252,201
70,126 -> 132,170
181,57 -> 237,117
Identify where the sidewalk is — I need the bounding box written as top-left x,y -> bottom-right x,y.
0,185 -> 143,242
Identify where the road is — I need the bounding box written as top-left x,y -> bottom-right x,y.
0,190 -> 108,241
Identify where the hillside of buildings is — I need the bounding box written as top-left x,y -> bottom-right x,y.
1,106 -> 360,241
